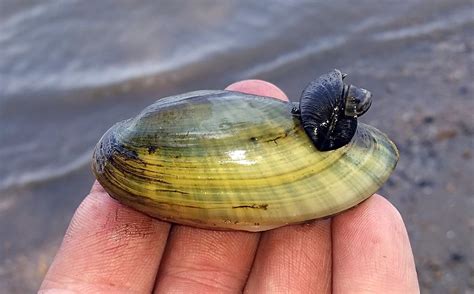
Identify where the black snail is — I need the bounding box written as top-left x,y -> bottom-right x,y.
298,69 -> 372,151
92,69 -> 398,231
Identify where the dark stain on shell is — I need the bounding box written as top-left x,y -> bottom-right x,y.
148,146 -> 157,154
154,189 -> 190,195
232,204 -> 269,210
108,133 -> 140,161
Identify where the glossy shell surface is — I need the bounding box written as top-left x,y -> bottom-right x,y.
93,90 -> 398,231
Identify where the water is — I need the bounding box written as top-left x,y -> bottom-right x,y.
1,0 -> 473,292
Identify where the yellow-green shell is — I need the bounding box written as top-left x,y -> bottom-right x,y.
92,90 -> 398,231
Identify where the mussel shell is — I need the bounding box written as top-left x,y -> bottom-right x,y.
93,90 -> 398,232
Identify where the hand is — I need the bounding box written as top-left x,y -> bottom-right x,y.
40,80 -> 419,293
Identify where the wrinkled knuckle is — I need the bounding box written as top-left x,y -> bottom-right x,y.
160,265 -> 241,293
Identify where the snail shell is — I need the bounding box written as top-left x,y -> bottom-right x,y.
299,69 -> 372,150
92,70 -> 398,232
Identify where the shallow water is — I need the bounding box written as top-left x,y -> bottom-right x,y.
1,0 -> 473,292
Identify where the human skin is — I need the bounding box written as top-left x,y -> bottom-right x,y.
40,80 -> 420,293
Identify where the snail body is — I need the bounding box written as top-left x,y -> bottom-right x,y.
92,70 -> 398,231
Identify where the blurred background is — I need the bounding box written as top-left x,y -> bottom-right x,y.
1,0 -> 473,292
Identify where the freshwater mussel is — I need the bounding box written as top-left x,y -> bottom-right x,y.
92,70 -> 398,231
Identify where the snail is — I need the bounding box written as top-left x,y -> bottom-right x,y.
92,69 -> 398,232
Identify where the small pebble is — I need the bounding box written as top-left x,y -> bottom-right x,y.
449,252 -> 464,263
446,230 -> 456,239
462,150 -> 472,159
458,85 -> 468,95
435,129 -> 458,141
423,115 -> 435,124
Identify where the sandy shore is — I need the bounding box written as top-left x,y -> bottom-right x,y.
1,1 -> 472,292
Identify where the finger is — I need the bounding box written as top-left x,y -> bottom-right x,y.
244,220 -> 332,293
226,79 -> 289,101
154,80 -> 287,293
155,227 -> 259,293
332,194 -> 419,293
40,182 -> 171,293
